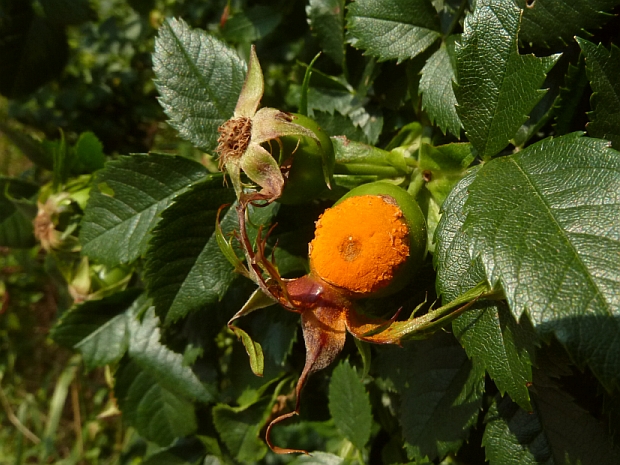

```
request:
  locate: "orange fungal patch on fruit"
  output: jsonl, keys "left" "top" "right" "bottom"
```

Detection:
{"left": 309, "top": 195, "right": 410, "bottom": 295}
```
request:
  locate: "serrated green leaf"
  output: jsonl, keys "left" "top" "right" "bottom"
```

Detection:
{"left": 115, "top": 358, "right": 198, "bottom": 446}
{"left": 454, "top": 0, "right": 559, "bottom": 159}
{"left": 515, "top": 0, "right": 620, "bottom": 48}
{"left": 50, "top": 289, "right": 143, "bottom": 370}
{"left": 483, "top": 395, "right": 553, "bottom": 465}
{"left": 463, "top": 133, "right": 620, "bottom": 390}
{"left": 376, "top": 332, "right": 485, "bottom": 461}
{"left": 328, "top": 360, "right": 372, "bottom": 450}
{"left": 0, "top": 177, "right": 37, "bottom": 248}
{"left": 212, "top": 399, "right": 270, "bottom": 463}
{"left": 127, "top": 307, "right": 214, "bottom": 403}
{"left": 143, "top": 179, "right": 237, "bottom": 324}
{"left": 307, "top": 0, "right": 346, "bottom": 67}
{"left": 221, "top": 6, "right": 282, "bottom": 44}
{"left": 153, "top": 17, "right": 246, "bottom": 153}
{"left": 552, "top": 57, "right": 589, "bottom": 136}
{"left": 314, "top": 110, "right": 382, "bottom": 145}
{"left": 434, "top": 167, "right": 536, "bottom": 410}
{"left": 80, "top": 154, "right": 208, "bottom": 268}
{"left": 419, "top": 36, "right": 461, "bottom": 136}
{"left": 346, "top": 0, "right": 441, "bottom": 63}
{"left": 577, "top": 38, "right": 620, "bottom": 149}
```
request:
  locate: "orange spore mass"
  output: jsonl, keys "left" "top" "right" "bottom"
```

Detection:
{"left": 309, "top": 195, "right": 410, "bottom": 295}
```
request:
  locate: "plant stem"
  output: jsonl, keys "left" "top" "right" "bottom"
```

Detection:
{"left": 0, "top": 379, "right": 40, "bottom": 445}
{"left": 446, "top": 0, "right": 469, "bottom": 37}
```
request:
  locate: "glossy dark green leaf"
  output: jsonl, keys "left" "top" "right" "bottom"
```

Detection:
{"left": 153, "top": 18, "right": 246, "bottom": 153}
{"left": 141, "top": 437, "right": 206, "bottom": 465}
{"left": 143, "top": 179, "right": 237, "bottom": 324}
{"left": 435, "top": 167, "right": 536, "bottom": 410}
{"left": 127, "top": 307, "right": 214, "bottom": 403}
{"left": 307, "top": 0, "right": 346, "bottom": 67}
{"left": 515, "top": 0, "right": 620, "bottom": 48}
{"left": 463, "top": 133, "right": 620, "bottom": 390}
{"left": 419, "top": 35, "right": 461, "bottom": 136}
{"left": 212, "top": 399, "right": 271, "bottom": 463}
{"left": 50, "top": 289, "right": 143, "bottom": 370}
{"left": 328, "top": 360, "right": 372, "bottom": 450}
{"left": 346, "top": 0, "right": 441, "bottom": 63}
{"left": 376, "top": 332, "right": 485, "bottom": 461}
{"left": 578, "top": 38, "right": 620, "bottom": 149}
{"left": 454, "top": 0, "right": 559, "bottom": 159}
{"left": 115, "top": 358, "right": 198, "bottom": 446}
{"left": 80, "top": 154, "right": 208, "bottom": 268}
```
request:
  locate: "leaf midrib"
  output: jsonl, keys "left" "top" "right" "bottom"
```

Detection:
{"left": 510, "top": 158, "right": 615, "bottom": 318}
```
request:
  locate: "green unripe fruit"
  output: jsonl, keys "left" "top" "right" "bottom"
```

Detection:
{"left": 275, "top": 113, "right": 334, "bottom": 205}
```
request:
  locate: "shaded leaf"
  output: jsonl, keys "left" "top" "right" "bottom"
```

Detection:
{"left": 230, "top": 326, "right": 265, "bottom": 377}
{"left": 454, "top": 0, "right": 559, "bottom": 159}
{"left": 127, "top": 307, "right": 214, "bottom": 403}
{"left": 221, "top": 6, "right": 282, "bottom": 44}
{"left": 307, "top": 0, "right": 346, "bottom": 67}
{"left": 328, "top": 360, "right": 372, "bottom": 450}
{"left": 212, "top": 399, "right": 271, "bottom": 463}
{"left": 463, "top": 133, "right": 620, "bottom": 390}
{"left": 290, "top": 452, "right": 344, "bottom": 464}
{"left": 50, "top": 289, "right": 143, "bottom": 370}
{"left": 346, "top": 0, "right": 441, "bottom": 63}
{"left": 419, "top": 35, "right": 461, "bottom": 136}
{"left": 0, "top": 2, "right": 68, "bottom": 98}
{"left": 0, "top": 177, "right": 37, "bottom": 248}
{"left": 143, "top": 179, "right": 238, "bottom": 324}
{"left": 552, "top": 57, "right": 589, "bottom": 136}
{"left": 376, "top": 332, "right": 485, "bottom": 461}
{"left": 153, "top": 18, "right": 246, "bottom": 152}
{"left": 515, "top": 0, "right": 620, "bottom": 48}
{"left": 577, "top": 38, "right": 620, "bottom": 149}
{"left": 115, "top": 358, "right": 198, "bottom": 446}
{"left": 80, "top": 154, "right": 208, "bottom": 268}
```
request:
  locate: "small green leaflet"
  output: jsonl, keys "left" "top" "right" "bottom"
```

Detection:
{"left": 153, "top": 18, "right": 246, "bottom": 153}
{"left": 328, "top": 360, "right": 372, "bottom": 451}
{"left": 307, "top": 0, "right": 346, "bottom": 67}
{"left": 463, "top": 133, "right": 620, "bottom": 390}
{"left": 230, "top": 326, "right": 265, "bottom": 377}
{"left": 454, "top": 0, "right": 559, "bottom": 159}
{"left": 516, "top": 0, "right": 620, "bottom": 48}
{"left": 80, "top": 154, "right": 209, "bottom": 268}
{"left": 552, "top": 57, "right": 589, "bottom": 136}
{"left": 115, "top": 358, "right": 198, "bottom": 446}
{"left": 435, "top": 168, "right": 536, "bottom": 411}
{"left": 578, "top": 38, "right": 620, "bottom": 149}
{"left": 419, "top": 35, "right": 461, "bottom": 137}
{"left": 346, "top": 0, "right": 441, "bottom": 63}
